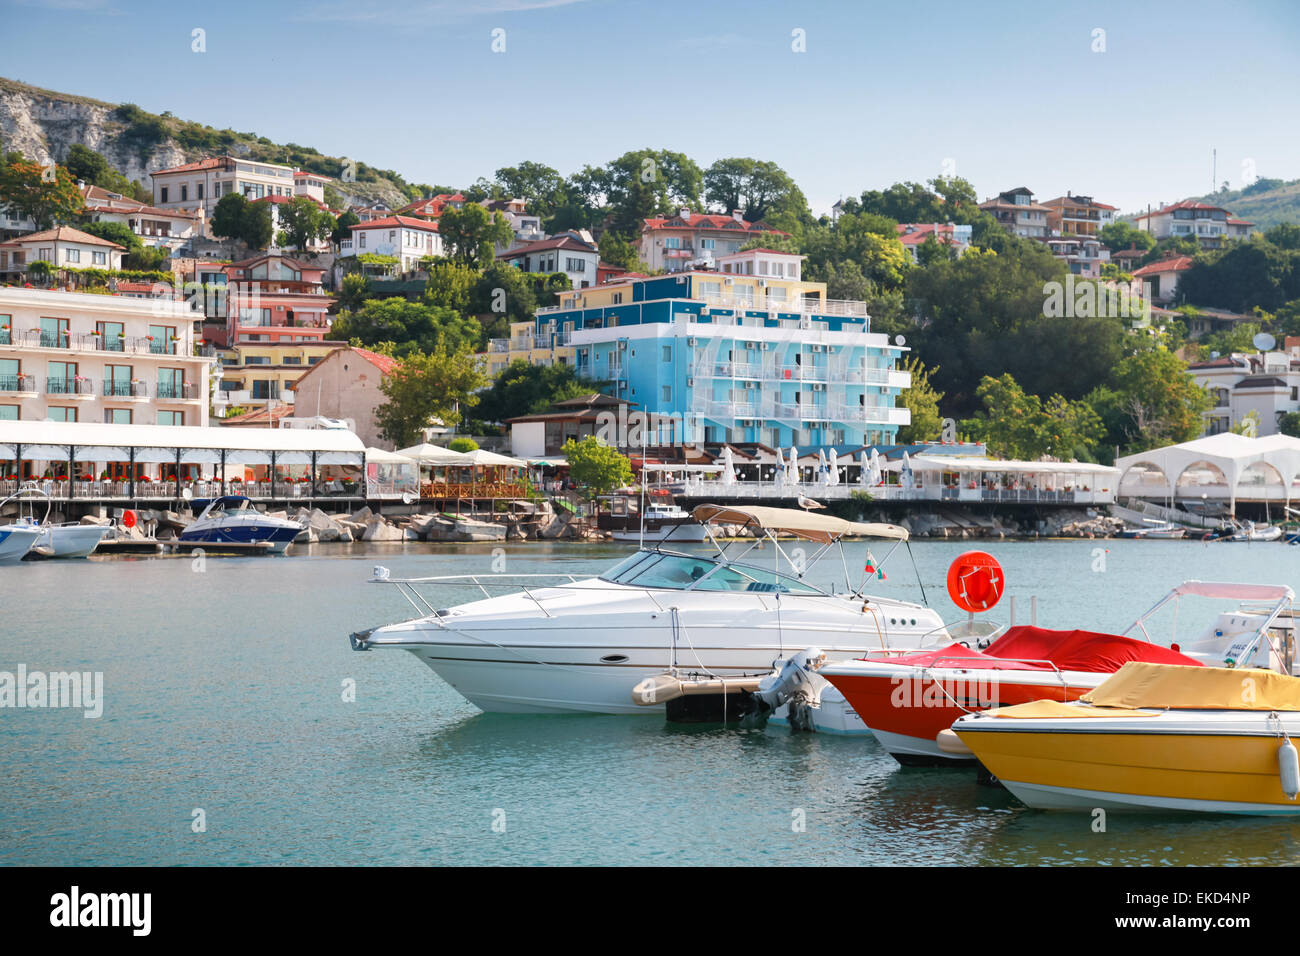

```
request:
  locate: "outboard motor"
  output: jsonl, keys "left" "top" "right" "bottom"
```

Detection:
{"left": 749, "top": 647, "right": 826, "bottom": 730}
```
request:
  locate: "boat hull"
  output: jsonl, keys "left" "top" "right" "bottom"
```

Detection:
{"left": 955, "top": 717, "right": 1300, "bottom": 814}
{"left": 363, "top": 583, "right": 948, "bottom": 714}
{"left": 823, "top": 664, "right": 1097, "bottom": 762}
{"left": 0, "top": 527, "right": 41, "bottom": 564}
{"left": 37, "top": 524, "right": 110, "bottom": 558}
{"left": 179, "top": 522, "right": 300, "bottom": 553}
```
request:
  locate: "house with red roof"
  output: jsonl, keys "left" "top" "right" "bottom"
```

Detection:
{"left": 79, "top": 184, "right": 201, "bottom": 252}
{"left": 1132, "top": 255, "right": 1195, "bottom": 303}
{"left": 395, "top": 193, "right": 465, "bottom": 221}
{"left": 0, "top": 226, "right": 125, "bottom": 280}
{"left": 895, "top": 222, "right": 972, "bottom": 264}
{"left": 639, "top": 208, "right": 788, "bottom": 273}
{"left": 978, "top": 187, "right": 1051, "bottom": 238}
{"left": 1042, "top": 193, "right": 1117, "bottom": 238}
{"left": 287, "top": 346, "right": 400, "bottom": 448}
{"left": 1133, "top": 200, "right": 1255, "bottom": 249}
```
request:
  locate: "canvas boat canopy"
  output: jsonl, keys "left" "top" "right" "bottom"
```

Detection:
{"left": 1169, "top": 581, "right": 1295, "bottom": 602}
{"left": 691, "top": 503, "right": 909, "bottom": 543}
{"left": 1082, "top": 662, "right": 1300, "bottom": 711}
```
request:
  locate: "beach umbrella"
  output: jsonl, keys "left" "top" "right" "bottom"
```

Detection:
{"left": 721, "top": 445, "right": 737, "bottom": 486}
{"left": 788, "top": 445, "right": 799, "bottom": 484}
{"left": 773, "top": 447, "right": 786, "bottom": 485}
{"left": 901, "top": 450, "right": 914, "bottom": 489}
{"left": 870, "top": 448, "right": 882, "bottom": 485}
{"left": 828, "top": 448, "right": 840, "bottom": 486}
{"left": 858, "top": 450, "right": 870, "bottom": 486}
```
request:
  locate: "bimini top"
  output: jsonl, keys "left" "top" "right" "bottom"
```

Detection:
{"left": 691, "top": 503, "right": 908, "bottom": 544}
{"left": 190, "top": 495, "right": 251, "bottom": 512}
{"left": 1169, "top": 581, "right": 1295, "bottom": 602}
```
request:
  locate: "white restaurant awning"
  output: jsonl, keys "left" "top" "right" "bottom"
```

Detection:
{"left": 907, "top": 455, "right": 1119, "bottom": 477}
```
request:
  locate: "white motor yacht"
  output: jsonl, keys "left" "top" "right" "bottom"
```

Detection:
{"left": 351, "top": 503, "right": 951, "bottom": 714}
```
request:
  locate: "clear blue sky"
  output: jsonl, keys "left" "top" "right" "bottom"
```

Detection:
{"left": 4, "top": 0, "right": 1299, "bottom": 215}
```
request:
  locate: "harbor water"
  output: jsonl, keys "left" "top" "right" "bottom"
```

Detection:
{"left": 3, "top": 538, "right": 1300, "bottom": 866}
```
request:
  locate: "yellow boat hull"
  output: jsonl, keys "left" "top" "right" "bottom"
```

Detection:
{"left": 957, "top": 727, "right": 1300, "bottom": 815}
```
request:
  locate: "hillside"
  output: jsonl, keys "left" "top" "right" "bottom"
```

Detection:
{"left": 0, "top": 76, "right": 424, "bottom": 210}
{"left": 1188, "top": 177, "right": 1300, "bottom": 230}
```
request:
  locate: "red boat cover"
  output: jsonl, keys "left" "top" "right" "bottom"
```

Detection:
{"left": 867, "top": 627, "right": 1202, "bottom": 673}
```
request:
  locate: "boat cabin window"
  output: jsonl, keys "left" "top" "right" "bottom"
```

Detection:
{"left": 600, "top": 551, "right": 821, "bottom": 594}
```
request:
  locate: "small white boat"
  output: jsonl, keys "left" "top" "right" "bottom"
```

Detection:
{"left": 0, "top": 484, "right": 109, "bottom": 558}
{"left": 1230, "top": 521, "right": 1284, "bottom": 542}
{"left": 598, "top": 496, "right": 709, "bottom": 543}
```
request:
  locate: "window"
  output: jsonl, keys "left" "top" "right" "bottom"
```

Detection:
{"left": 662, "top": 385, "right": 672, "bottom": 403}
{"left": 566, "top": 257, "right": 585, "bottom": 272}
{"left": 0, "top": 405, "right": 17, "bottom": 420}
{"left": 104, "top": 364, "right": 132, "bottom": 396}
{"left": 160, "top": 187, "right": 169, "bottom": 203}
{"left": 180, "top": 185, "right": 188, "bottom": 202}
{"left": 662, "top": 346, "right": 672, "bottom": 362}
{"left": 612, "top": 293, "right": 623, "bottom": 304}
{"left": 65, "top": 248, "right": 80, "bottom": 263}
{"left": 157, "top": 410, "right": 184, "bottom": 426}
{"left": 157, "top": 367, "right": 184, "bottom": 399}
{"left": 359, "top": 233, "right": 366, "bottom": 248}
{"left": 47, "top": 407, "right": 77, "bottom": 422}
{"left": 104, "top": 408, "right": 131, "bottom": 424}
{"left": 196, "top": 183, "right": 204, "bottom": 199}
{"left": 92, "top": 251, "right": 107, "bottom": 265}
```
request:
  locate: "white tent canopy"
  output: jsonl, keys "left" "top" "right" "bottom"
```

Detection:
{"left": 460, "top": 449, "right": 526, "bottom": 467}
{"left": 395, "top": 443, "right": 471, "bottom": 465}
{"left": 365, "top": 447, "right": 417, "bottom": 465}
{"left": 0, "top": 419, "right": 366, "bottom": 464}
{"left": 909, "top": 455, "right": 1119, "bottom": 477}
{"left": 1116, "top": 433, "right": 1300, "bottom": 506}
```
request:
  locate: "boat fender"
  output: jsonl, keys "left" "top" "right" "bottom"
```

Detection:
{"left": 632, "top": 673, "right": 684, "bottom": 706}
{"left": 1279, "top": 738, "right": 1299, "bottom": 800}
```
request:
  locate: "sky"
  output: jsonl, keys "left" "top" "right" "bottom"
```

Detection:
{"left": 3, "top": 0, "right": 1299, "bottom": 216}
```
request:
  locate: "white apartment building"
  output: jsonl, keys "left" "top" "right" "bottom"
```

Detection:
{"left": 498, "top": 233, "right": 599, "bottom": 289}
{"left": 80, "top": 184, "right": 200, "bottom": 252}
{"left": 640, "top": 208, "right": 789, "bottom": 273}
{"left": 979, "top": 187, "right": 1051, "bottom": 238}
{"left": 0, "top": 288, "right": 212, "bottom": 427}
{"left": 1188, "top": 343, "right": 1300, "bottom": 437}
{"left": 1133, "top": 201, "right": 1255, "bottom": 250}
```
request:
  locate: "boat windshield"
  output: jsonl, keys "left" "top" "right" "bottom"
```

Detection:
{"left": 599, "top": 550, "right": 823, "bottom": 594}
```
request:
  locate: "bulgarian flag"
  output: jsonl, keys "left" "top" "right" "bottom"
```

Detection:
{"left": 864, "top": 551, "right": 887, "bottom": 581}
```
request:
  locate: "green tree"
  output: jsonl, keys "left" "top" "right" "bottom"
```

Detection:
{"left": 334, "top": 298, "right": 480, "bottom": 357}
{"left": 1278, "top": 412, "right": 1300, "bottom": 438}
{"left": 336, "top": 273, "right": 371, "bottom": 313}
{"left": 423, "top": 259, "right": 478, "bottom": 312}
{"left": 274, "top": 196, "right": 333, "bottom": 251}
{"left": 331, "top": 210, "right": 359, "bottom": 246}
{"left": 703, "top": 158, "right": 809, "bottom": 234}
{"left": 210, "top": 192, "right": 248, "bottom": 250}
{"left": 476, "top": 360, "right": 597, "bottom": 423}
{"left": 447, "top": 436, "right": 479, "bottom": 452}
{"left": 240, "top": 201, "right": 273, "bottom": 250}
{"left": 375, "top": 348, "right": 488, "bottom": 448}
{"left": 0, "top": 158, "right": 85, "bottom": 229}
{"left": 469, "top": 263, "right": 538, "bottom": 341}
{"left": 491, "top": 161, "right": 568, "bottom": 222}
{"left": 1087, "top": 347, "right": 1211, "bottom": 455}
{"left": 63, "top": 144, "right": 150, "bottom": 202}
{"left": 593, "top": 148, "right": 704, "bottom": 236}
{"left": 562, "top": 436, "right": 633, "bottom": 502}
{"left": 896, "top": 357, "right": 944, "bottom": 443}
{"left": 1098, "top": 221, "right": 1155, "bottom": 254}
{"left": 960, "top": 373, "right": 1104, "bottom": 460}
{"left": 597, "top": 230, "right": 644, "bottom": 271}
{"left": 438, "top": 203, "right": 512, "bottom": 266}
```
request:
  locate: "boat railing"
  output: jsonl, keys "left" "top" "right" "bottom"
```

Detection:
{"left": 368, "top": 570, "right": 591, "bottom": 617}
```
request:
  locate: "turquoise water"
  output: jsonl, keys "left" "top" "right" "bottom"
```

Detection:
{"left": 3, "top": 538, "right": 1300, "bottom": 866}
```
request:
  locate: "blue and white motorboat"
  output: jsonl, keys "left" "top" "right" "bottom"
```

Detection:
{"left": 180, "top": 496, "right": 304, "bottom": 553}
{"left": 1, "top": 484, "right": 109, "bottom": 559}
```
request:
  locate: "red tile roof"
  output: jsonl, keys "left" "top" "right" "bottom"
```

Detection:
{"left": 1135, "top": 200, "right": 1231, "bottom": 219}
{"left": 498, "top": 235, "right": 596, "bottom": 259}
{"left": 349, "top": 215, "right": 440, "bottom": 232}
{"left": 0, "top": 225, "right": 126, "bottom": 249}
{"left": 151, "top": 158, "right": 228, "bottom": 176}
{"left": 353, "top": 347, "right": 399, "bottom": 375}
{"left": 643, "top": 213, "right": 787, "bottom": 235}
{"left": 1131, "top": 256, "right": 1195, "bottom": 276}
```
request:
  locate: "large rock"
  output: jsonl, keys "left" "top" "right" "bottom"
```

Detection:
{"left": 350, "top": 506, "right": 373, "bottom": 523}
{"left": 362, "top": 516, "right": 403, "bottom": 542}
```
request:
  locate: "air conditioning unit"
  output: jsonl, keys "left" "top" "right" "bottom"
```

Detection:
{"left": 760, "top": 343, "right": 771, "bottom": 351}
{"left": 687, "top": 377, "right": 694, "bottom": 387}
{"left": 812, "top": 344, "right": 824, "bottom": 352}
{"left": 744, "top": 381, "right": 755, "bottom": 390}
{"left": 759, "top": 279, "right": 767, "bottom": 287}
{"left": 686, "top": 337, "right": 697, "bottom": 346}
{"left": 617, "top": 341, "right": 627, "bottom": 350}
{"left": 812, "top": 383, "right": 826, "bottom": 392}
{"left": 676, "top": 276, "right": 686, "bottom": 284}
{"left": 744, "top": 341, "right": 757, "bottom": 350}
{"left": 724, "top": 277, "right": 734, "bottom": 285}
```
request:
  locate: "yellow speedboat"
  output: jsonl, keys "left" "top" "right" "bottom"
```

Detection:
{"left": 952, "top": 662, "right": 1300, "bottom": 815}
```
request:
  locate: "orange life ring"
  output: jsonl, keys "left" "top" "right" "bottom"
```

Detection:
{"left": 946, "top": 550, "right": 1003, "bottom": 612}
{"left": 122, "top": 509, "right": 137, "bottom": 529}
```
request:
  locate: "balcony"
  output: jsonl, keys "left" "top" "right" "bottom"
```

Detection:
{"left": 156, "top": 381, "right": 196, "bottom": 401}
{"left": 47, "top": 377, "right": 95, "bottom": 397}
{"left": 488, "top": 339, "right": 509, "bottom": 353}
{"left": 0, "top": 373, "right": 36, "bottom": 393}
{"left": 102, "top": 380, "right": 150, "bottom": 399}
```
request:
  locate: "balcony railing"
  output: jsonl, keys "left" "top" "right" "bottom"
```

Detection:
{"left": 47, "top": 377, "right": 94, "bottom": 396}
{"left": 156, "top": 381, "right": 194, "bottom": 400}
{"left": 102, "top": 380, "right": 150, "bottom": 398}
{"left": 0, "top": 373, "right": 35, "bottom": 392}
